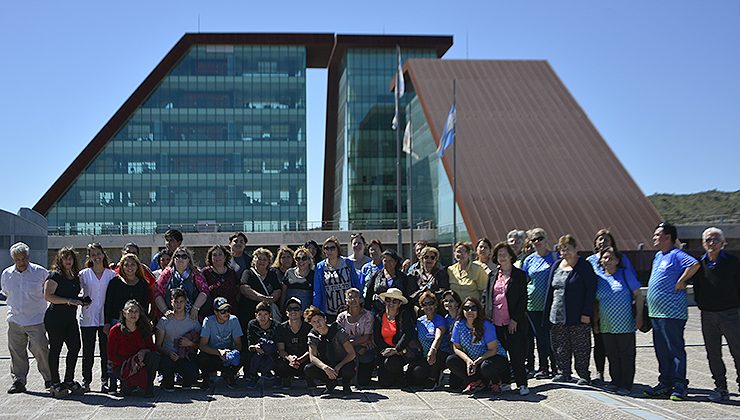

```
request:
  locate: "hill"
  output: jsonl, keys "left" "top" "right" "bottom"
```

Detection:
{"left": 648, "top": 190, "right": 740, "bottom": 224}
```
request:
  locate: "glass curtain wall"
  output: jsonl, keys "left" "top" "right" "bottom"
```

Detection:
{"left": 46, "top": 45, "right": 307, "bottom": 235}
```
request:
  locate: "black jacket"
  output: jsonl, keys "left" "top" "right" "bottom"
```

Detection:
{"left": 693, "top": 251, "right": 740, "bottom": 312}
{"left": 373, "top": 307, "right": 418, "bottom": 354}
{"left": 364, "top": 269, "right": 411, "bottom": 313}
{"left": 481, "top": 266, "right": 528, "bottom": 327}
{"left": 407, "top": 266, "right": 450, "bottom": 304}
{"left": 543, "top": 257, "right": 597, "bottom": 326}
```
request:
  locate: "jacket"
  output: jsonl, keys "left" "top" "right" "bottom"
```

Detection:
{"left": 312, "top": 257, "right": 361, "bottom": 314}
{"left": 543, "top": 257, "right": 597, "bottom": 326}
{"left": 481, "top": 266, "right": 528, "bottom": 327}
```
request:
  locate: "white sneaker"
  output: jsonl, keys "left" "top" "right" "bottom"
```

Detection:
{"left": 501, "top": 383, "right": 512, "bottom": 392}
{"left": 519, "top": 385, "right": 530, "bottom": 396}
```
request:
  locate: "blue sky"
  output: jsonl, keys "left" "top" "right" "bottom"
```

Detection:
{"left": 1, "top": 0, "right": 738, "bottom": 222}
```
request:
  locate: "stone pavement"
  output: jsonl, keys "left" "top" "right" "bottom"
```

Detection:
{"left": 0, "top": 303, "right": 738, "bottom": 419}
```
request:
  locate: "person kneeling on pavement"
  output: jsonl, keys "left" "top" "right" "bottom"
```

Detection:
{"left": 198, "top": 297, "right": 243, "bottom": 388}
{"left": 107, "top": 300, "right": 161, "bottom": 397}
{"left": 245, "top": 301, "right": 279, "bottom": 388}
{"left": 276, "top": 297, "right": 312, "bottom": 389}
{"left": 155, "top": 287, "right": 201, "bottom": 390}
{"left": 303, "top": 306, "right": 356, "bottom": 395}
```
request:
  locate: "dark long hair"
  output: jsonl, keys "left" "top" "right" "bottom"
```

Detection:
{"left": 52, "top": 246, "right": 80, "bottom": 279}
{"left": 460, "top": 297, "right": 486, "bottom": 343}
{"left": 85, "top": 243, "right": 110, "bottom": 268}
{"left": 119, "top": 299, "right": 153, "bottom": 338}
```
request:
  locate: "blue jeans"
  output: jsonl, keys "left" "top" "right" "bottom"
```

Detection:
{"left": 651, "top": 317, "right": 687, "bottom": 391}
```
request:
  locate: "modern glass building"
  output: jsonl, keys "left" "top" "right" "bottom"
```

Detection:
{"left": 331, "top": 48, "right": 438, "bottom": 229}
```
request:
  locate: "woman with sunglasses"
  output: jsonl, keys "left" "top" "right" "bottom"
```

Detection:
{"left": 408, "top": 246, "right": 450, "bottom": 304}
{"left": 482, "top": 242, "right": 530, "bottom": 396}
{"left": 313, "top": 236, "right": 361, "bottom": 323}
{"left": 155, "top": 246, "right": 208, "bottom": 322}
{"left": 201, "top": 244, "right": 240, "bottom": 316}
{"left": 107, "top": 300, "right": 160, "bottom": 397}
{"left": 408, "top": 291, "right": 450, "bottom": 389}
{"left": 543, "top": 235, "right": 597, "bottom": 385}
{"left": 372, "top": 288, "right": 418, "bottom": 387}
{"left": 447, "top": 296, "right": 510, "bottom": 394}
{"left": 281, "top": 246, "right": 315, "bottom": 312}
{"left": 79, "top": 243, "right": 116, "bottom": 392}
{"left": 522, "top": 227, "right": 559, "bottom": 379}
{"left": 448, "top": 242, "right": 488, "bottom": 303}
{"left": 364, "top": 249, "right": 411, "bottom": 314}
{"left": 336, "top": 288, "right": 375, "bottom": 387}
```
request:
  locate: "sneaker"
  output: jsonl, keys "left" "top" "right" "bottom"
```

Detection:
{"left": 518, "top": 385, "right": 530, "bottom": 396}
{"left": 670, "top": 390, "right": 687, "bottom": 401}
{"left": 501, "top": 383, "right": 512, "bottom": 392}
{"left": 708, "top": 388, "right": 729, "bottom": 402}
{"left": 591, "top": 374, "right": 605, "bottom": 387}
{"left": 8, "top": 381, "right": 26, "bottom": 394}
{"left": 44, "top": 380, "right": 53, "bottom": 390}
{"left": 50, "top": 383, "right": 70, "bottom": 399}
{"left": 462, "top": 380, "right": 485, "bottom": 394}
{"left": 489, "top": 382, "right": 502, "bottom": 394}
{"left": 81, "top": 381, "right": 91, "bottom": 393}
{"left": 534, "top": 370, "right": 551, "bottom": 379}
{"left": 526, "top": 370, "right": 536, "bottom": 379}
{"left": 325, "top": 381, "right": 337, "bottom": 394}
{"left": 66, "top": 381, "right": 86, "bottom": 395}
{"left": 644, "top": 383, "right": 671, "bottom": 399}
{"left": 552, "top": 374, "right": 572, "bottom": 383}
{"left": 576, "top": 378, "right": 591, "bottom": 386}
{"left": 342, "top": 385, "right": 352, "bottom": 396}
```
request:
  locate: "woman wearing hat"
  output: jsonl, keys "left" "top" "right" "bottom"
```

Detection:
{"left": 372, "top": 288, "right": 418, "bottom": 387}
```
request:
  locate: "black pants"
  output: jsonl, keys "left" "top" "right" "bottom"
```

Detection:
{"left": 198, "top": 352, "right": 238, "bottom": 377}
{"left": 304, "top": 362, "right": 355, "bottom": 388}
{"left": 496, "top": 324, "right": 528, "bottom": 387}
{"left": 159, "top": 356, "right": 199, "bottom": 387}
{"left": 45, "top": 314, "right": 81, "bottom": 384}
{"left": 527, "top": 311, "right": 556, "bottom": 372}
{"left": 275, "top": 358, "right": 307, "bottom": 379}
{"left": 81, "top": 326, "right": 108, "bottom": 384}
{"left": 550, "top": 323, "right": 591, "bottom": 380}
{"left": 601, "top": 332, "right": 636, "bottom": 390}
{"left": 378, "top": 354, "right": 407, "bottom": 387}
{"left": 446, "top": 353, "right": 510, "bottom": 386}
{"left": 593, "top": 331, "right": 606, "bottom": 375}
{"left": 408, "top": 351, "right": 449, "bottom": 386}
{"left": 701, "top": 309, "right": 740, "bottom": 390}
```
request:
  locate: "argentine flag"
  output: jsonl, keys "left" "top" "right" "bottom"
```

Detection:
{"left": 436, "top": 103, "right": 456, "bottom": 157}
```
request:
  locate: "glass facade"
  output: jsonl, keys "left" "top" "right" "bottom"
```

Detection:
{"left": 406, "top": 87, "right": 469, "bottom": 244}
{"left": 333, "top": 48, "right": 437, "bottom": 229}
{"left": 47, "top": 45, "right": 307, "bottom": 235}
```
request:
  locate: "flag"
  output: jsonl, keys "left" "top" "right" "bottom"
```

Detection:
{"left": 436, "top": 103, "right": 456, "bottom": 157}
{"left": 402, "top": 120, "right": 418, "bottom": 159}
{"left": 392, "top": 46, "right": 404, "bottom": 130}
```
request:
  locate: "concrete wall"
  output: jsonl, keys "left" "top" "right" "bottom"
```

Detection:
{"left": 0, "top": 208, "right": 48, "bottom": 270}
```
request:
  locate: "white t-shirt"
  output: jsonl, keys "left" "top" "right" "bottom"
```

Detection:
{"left": 79, "top": 267, "right": 117, "bottom": 327}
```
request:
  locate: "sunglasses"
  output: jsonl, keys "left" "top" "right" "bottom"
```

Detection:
{"left": 531, "top": 237, "right": 545, "bottom": 243}
{"left": 287, "top": 306, "right": 302, "bottom": 312}
{"left": 703, "top": 237, "right": 722, "bottom": 244}
{"left": 421, "top": 300, "right": 436, "bottom": 307}
{"left": 422, "top": 255, "right": 436, "bottom": 260}
{"left": 175, "top": 254, "right": 189, "bottom": 259}
{"left": 217, "top": 309, "right": 230, "bottom": 314}
{"left": 295, "top": 255, "right": 309, "bottom": 262}
{"left": 323, "top": 245, "right": 337, "bottom": 251}
{"left": 462, "top": 305, "right": 478, "bottom": 312}
{"left": 384, "top": 298, "right": 402, "bottom": 305}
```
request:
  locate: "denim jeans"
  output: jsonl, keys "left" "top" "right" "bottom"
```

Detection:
{"left": 651, "top": 317, "right": 687, "bottom": 391}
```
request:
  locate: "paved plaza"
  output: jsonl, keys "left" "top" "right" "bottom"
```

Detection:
{"left": 1, "top": 303, "right": 738, "bottom": 419}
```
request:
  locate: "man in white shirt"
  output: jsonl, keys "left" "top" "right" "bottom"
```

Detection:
{"left": 1, "top": 242, "right": 53, "bottom": 393}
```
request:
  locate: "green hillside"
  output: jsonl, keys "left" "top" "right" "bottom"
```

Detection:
{"left": 648, "top": 190, "right": 740, "bottom": 224}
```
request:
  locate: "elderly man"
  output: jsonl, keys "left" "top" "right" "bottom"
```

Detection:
{"left": 1, "top": 242, "right": 53, "bottom": 393}
{"left": 693, "top": 227, "right": 740, "bottom": 402}
{"left": 644, "top": 222, "right": 700, "bottom": 401}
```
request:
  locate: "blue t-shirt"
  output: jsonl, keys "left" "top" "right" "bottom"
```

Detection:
{"left": 646, "top": 248, "right": 698, "bottom": 320}
{"left": 522, "top": 251, "right": 557, "bottom": 311}
{"left": 595, "top": 268, "right": 641, "bottom": 334}
{"left": 201, "top": 314, "right": 243, "bottom": 349}
{"left": 416, "top": 314, "right": 450, "bottom": 354}
{"left": 451, "top": 319, "right": 506, "bottom": 359}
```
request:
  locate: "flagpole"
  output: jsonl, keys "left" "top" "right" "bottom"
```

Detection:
{"left": 395, "top": 46, "right": 402, "bottom": 253}
{"left": 407, "top": 123, "right": 414, "bottom": 259}
{"left": 452, "top": 79, "right": 457, "bottom": 247}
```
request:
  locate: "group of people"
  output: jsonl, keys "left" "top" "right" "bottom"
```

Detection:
{"left": 1, "top": 223, "right": 738, "bottom": 403}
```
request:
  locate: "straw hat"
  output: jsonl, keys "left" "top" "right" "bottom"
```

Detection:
{"left": 378, "top": 288, "right": 408, "bottom": 305}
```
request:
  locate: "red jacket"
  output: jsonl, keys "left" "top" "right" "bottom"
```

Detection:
{"left": 107, "top": 323, "right": 155, "bottom": 369}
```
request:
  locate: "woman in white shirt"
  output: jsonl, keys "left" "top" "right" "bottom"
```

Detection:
{"left": 78, "top": 243, "right": 117, "bottom": 392}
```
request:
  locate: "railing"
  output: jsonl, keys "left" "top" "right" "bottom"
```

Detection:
{"left": 47, "top": 219, "right": 438, "bottom": 236}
